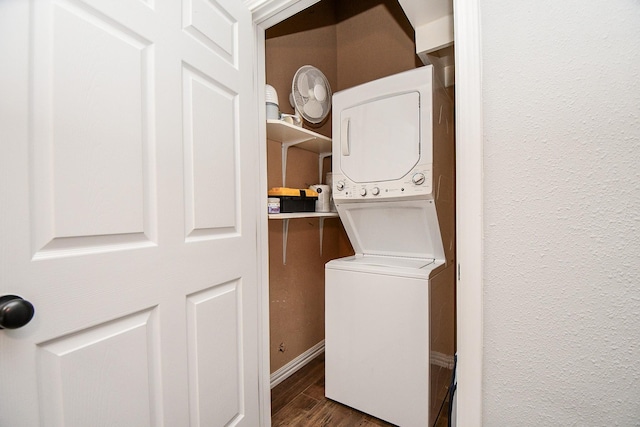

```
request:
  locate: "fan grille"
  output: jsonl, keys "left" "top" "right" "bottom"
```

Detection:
{"left": 291, "top": 65, "right": 332, "bottom": 124}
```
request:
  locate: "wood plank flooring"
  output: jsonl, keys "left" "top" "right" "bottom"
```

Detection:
{"left": 271, "top": 353, "right": 451, "bottom": 427}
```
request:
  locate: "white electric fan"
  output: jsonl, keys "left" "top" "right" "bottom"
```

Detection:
{"left": 289, "top": 65, "right": 332, "bottom": 125}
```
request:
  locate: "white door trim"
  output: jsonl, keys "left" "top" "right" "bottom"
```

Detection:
{"left": 453, "top": 0, "right": 484, "bottom": 424}
{"left": 248, "top": 0, "right": 484, "bottom": 425}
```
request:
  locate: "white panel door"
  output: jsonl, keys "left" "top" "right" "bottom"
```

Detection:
{"left": 0, "top": 0, "right": 260, "bottom": 426}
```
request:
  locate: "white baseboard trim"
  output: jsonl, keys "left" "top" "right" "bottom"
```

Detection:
{"left": 431, "top": 350, "right": 455, "bottom": 370}
{"left": 270, "top": 340, "right": 325, "bottom": 389}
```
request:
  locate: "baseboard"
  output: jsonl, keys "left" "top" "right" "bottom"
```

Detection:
{"left": 269, "top": 343, "right": 452, "bottom": 388}
{"left": 270, "top": 340, "right": 325, "bottom": 389}
{"left": 431, "top": 350, "right": 455, "bottom": 370}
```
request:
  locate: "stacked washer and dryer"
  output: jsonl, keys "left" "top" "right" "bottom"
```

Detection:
{"left": 325, "top": 65, "right": 456, "bottom": 427}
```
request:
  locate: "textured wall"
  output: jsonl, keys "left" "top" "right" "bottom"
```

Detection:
{"left": 480, "top": 0, "right": 640, "bottom": 424}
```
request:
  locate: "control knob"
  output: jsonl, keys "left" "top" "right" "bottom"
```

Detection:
{"left": 336, "top": 181, "right": 345, "bottom": 191}
{"left": 359, "top": 188, "right": 367, "bottom": 196}
{"left": 371, "top": 187, "right": 380, "bottom": 196}
{"left": 412, "top": 173, "right": 426, "bottom": 185}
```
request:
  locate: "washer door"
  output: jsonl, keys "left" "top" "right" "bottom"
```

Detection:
{"left": 336, "top": 199, "right": 444, "bottom": 260}
{"left": 338, "top": 91, "right": 421, "bottom": 183}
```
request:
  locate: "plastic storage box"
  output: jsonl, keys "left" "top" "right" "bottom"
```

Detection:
{"left": 267, "top": 187, "right": 318, "bottom": 213}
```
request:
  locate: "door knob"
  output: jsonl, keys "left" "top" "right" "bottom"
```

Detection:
{"left": 0, "top": 295, "right": 35, "bottom": 329}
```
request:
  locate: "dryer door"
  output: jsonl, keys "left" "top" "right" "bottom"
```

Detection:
{"left": 338, "top": 91, "right": 421, "bottom": 183}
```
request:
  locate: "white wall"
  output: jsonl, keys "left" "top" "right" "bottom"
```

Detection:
{"left": 480, "top": 0, "right": 640, "bottom": 424}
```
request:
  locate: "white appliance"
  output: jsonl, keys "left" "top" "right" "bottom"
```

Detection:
{"left": 309, "top": 184, "right": 331, "bottom": 212}
{"left": 325, "top": 66, "right": 455, "bottom": 427}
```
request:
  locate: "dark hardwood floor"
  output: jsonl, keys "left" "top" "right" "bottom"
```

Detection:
{"left": 271, "top": 353, "right": 450, "bottom": 427}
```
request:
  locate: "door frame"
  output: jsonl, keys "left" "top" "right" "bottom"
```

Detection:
{"left": 451, "top": 0, "right": 483, "bottom": 425}
{"left": 247, "top": 0, "right": 484, "bottom": 425}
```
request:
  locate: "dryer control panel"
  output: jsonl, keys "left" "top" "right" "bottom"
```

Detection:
{"left": 332, "top": 164, "right": 433, "bottom": 201}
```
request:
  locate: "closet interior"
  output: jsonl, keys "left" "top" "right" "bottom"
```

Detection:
{"left": 264, "top": 0, "right": 456, "bottom": 422}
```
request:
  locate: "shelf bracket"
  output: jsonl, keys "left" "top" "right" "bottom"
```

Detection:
{"left": 318, "top": 152, "right": 332, "bottom": 183}
{"left": 269, "top": 213, "right": 339, "bottom": 264}
{"left": 281, "top": 140, "right": 316, "bottom": 187}
{"left": 268, "top": 120, "right": 332, "bottom": 188}
{"left": 319, "top": 217, "right": 325, "bottom": 256}
{"left": 281, "top": 143, "right": 290, "bottom": 187}
{"left": 282, "top": 218, "right": 289, "bottom": 265}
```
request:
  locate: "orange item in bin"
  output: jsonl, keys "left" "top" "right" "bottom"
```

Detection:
{"left": 267, "top": 188, "right": 318, "bottom": 213}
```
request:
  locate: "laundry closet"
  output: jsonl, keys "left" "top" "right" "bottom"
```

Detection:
{"left": 264, "top": 0, "right": 456, "bottom": 423}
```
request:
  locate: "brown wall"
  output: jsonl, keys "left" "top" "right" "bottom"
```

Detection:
{"left": 265, "top": 0, "right": 432, "bottom": 374}
{"left": 265, "top": 0, "right": 337, "bottom": 138}
{"left": 266, "top": 139, "right": 350, "bottom": 372}
{"left": 336, "top": 0, "right": 421, "bottom": 91}
{"left": 265, "top": 0, "right": 340, "bottom": 374}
